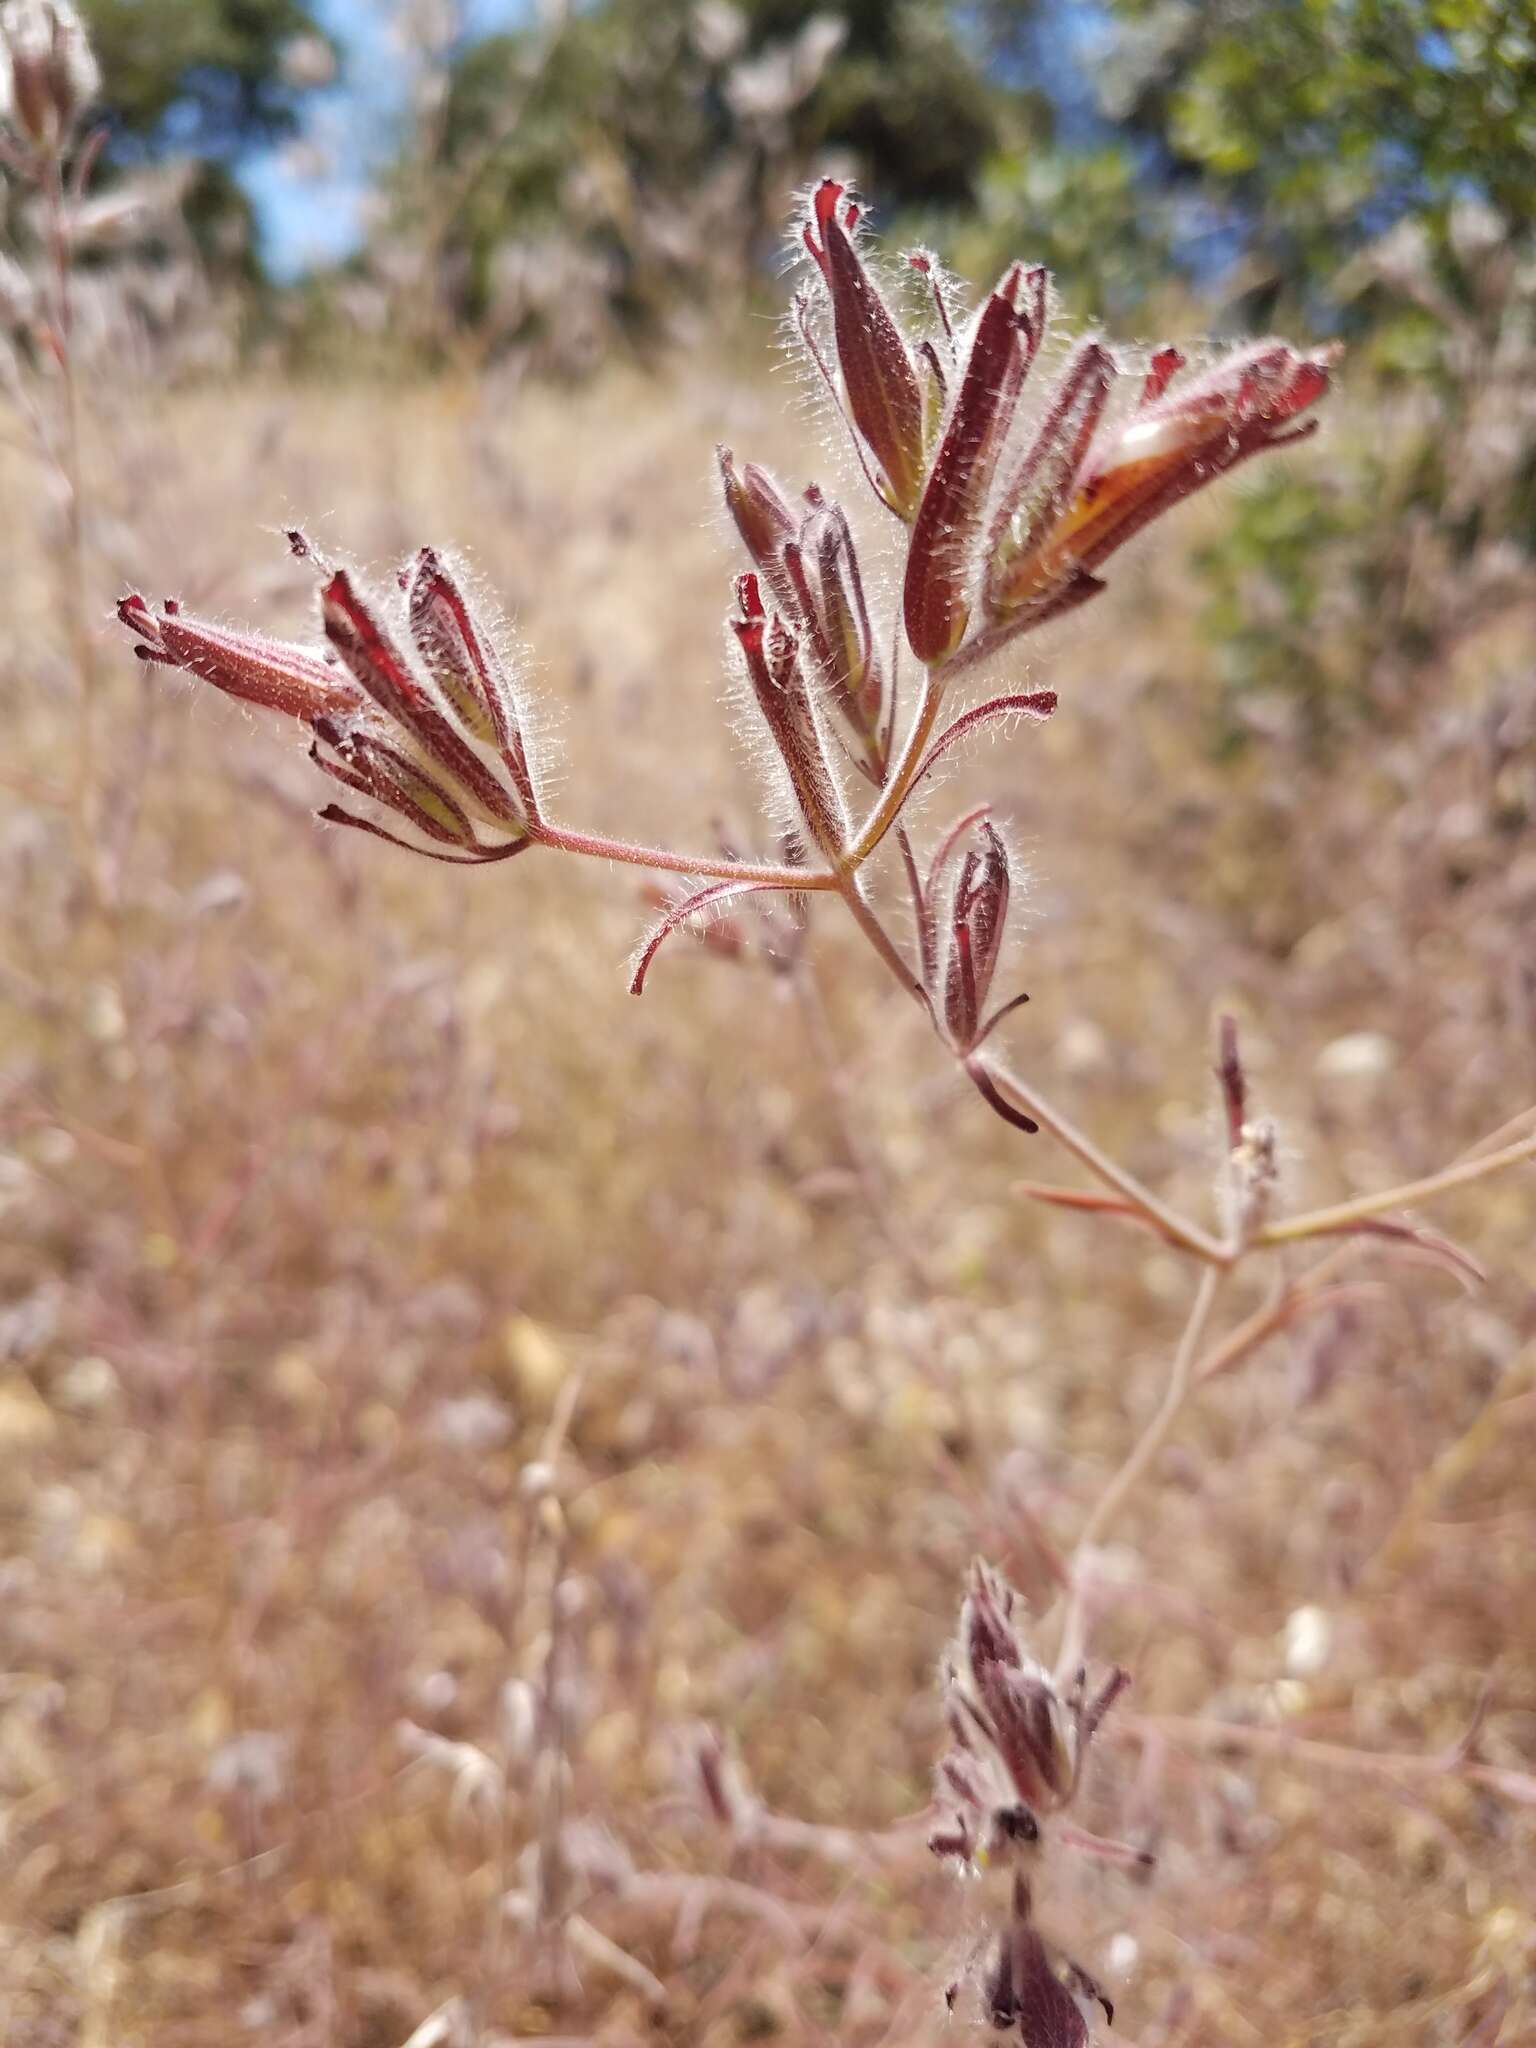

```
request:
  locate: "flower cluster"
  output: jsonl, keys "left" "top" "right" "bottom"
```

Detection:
{"left": 0, "top": 0, "right": 97, "bottom": 162}
{"left": 794, "top": 177, "right": 1335, "bottom": 677}
{"left": 119, "top": 540, "right": 537, "bottom": 865}
{"left": 932, "top": 1563, "right": 1128, "bottom": 1862}
{"left": 114, "top": 182, "right": 1332, "bottom": 1090}
{"left": 930, "top": 1564, "right": 1130, "bottom": 2047}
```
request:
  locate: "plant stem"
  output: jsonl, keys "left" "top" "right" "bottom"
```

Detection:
{"left": 846, "top": 668, "right": 945, "bottom": 863}
{"left": 1255, "top": 1130, "right": 1536, "bottom": 1247}
{"left": 1083, "top": 1264, "right": 1223, "bottom": 1556}
{"left": 1125, "top": 1712, "right": 1536, "bottom": 1810}
{"left": 531, "top": 820, "right": 835, "bottom": 889}
{"left": 1056, "top": 1263, "right": 1224, "bottom": 1676}
{"left": 832, "top": 867, "right": 924, "bottom": 1000}
{"left": 975, "top": 1054, "right": 1231, "bottom": 1264}
{"left": 43, "top": 150, "right": 100, "bottom": 876}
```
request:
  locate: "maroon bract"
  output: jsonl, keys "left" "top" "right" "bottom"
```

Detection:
{"left": 799, "top": 178, "right": 926, "bottom": 521}
{"left": 904, "top": 262, "right": 1045, "bottom": 663}
{"left": 117, "top": 595, "right": 364, "bottom": 726}
{"left": 730, "top": 572, "right": 846, "bottom": 860}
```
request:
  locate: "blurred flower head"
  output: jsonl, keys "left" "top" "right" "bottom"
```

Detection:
{"left": 930, "top": 1562, "right": 1127, "bottom": 1866}
{"left": 0, "top": 0, "right": 98, "bottom": 158}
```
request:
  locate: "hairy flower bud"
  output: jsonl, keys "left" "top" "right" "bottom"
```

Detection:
{"left": 984, "top": 338, "right": 1117, "bottom": 621}
{"left": 117, "top": 544, "right": 538, "bottom": 865}
{"left": 403, "top": 547, "right": 538, "bottom": 819}
{"left": 987, "top": 1882, "right": 1110, "bottom": 2048}
{"left": 931, "top": 1562, "right": 1128, "bottom": 1866}
{"left": 717, "top": 446, "right": 801, "bottom": 607}
{"left": 116, "top": 595, "right": 365, "bottom": 724}
{"left": 316, "top": 568, "right": 533, "bottom": 847}
{"left": 920, "top": 820, "right": 1026, "bottom": 1059}
{"left": 997, "top": 340, "right": 1335, "bottom": 618}
{"left": 0, "top": 0, "right": 98, "bottom": 155}
{"left": 904, "top": 263, "right": 1045, "bottom": 663}
{"left": 941, "top": 822, "right": 1011, "bottom": 1052}
{"left": 731, "top": 573, "right": 847, "bottom": 858}
{"left": 800, "top": 179, "right": 926, "bottom": 520}
{"left": 779, "top": 497, "right": 890, "bottom": 782}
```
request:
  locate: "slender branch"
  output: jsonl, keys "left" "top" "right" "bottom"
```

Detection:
{"left": 977, "top": 1054, "right": 1230, "bottom": 1264}
{"left": 1254, "top": 1130, "right": 1536, "bottom": 1247}
{"left": 42, "top": 148, "right": 101, "bottom": 882}
{"left": 1126, "top": 1712, "right": 1536, "bottom": 1810}
{"left": 790, "top": 953, "right": 926, "bottom": 1273}
{"left": 845, "top": 668, "right": 945, "bottom": 863}
{"left": 1083, "top": 1266, "right": 1223, "bottom": 1557}
{"left": 832, "top": 868, "right": 925, "bottom": 1002}
{"left": 530, "top": 819, "right": 835, "bottom": 890}
{"left": 1056, "top": 1265, "right": 1224, "bottom": 1678}
{"left": 1194, "top": 1271, "right": 1370, "bottom": 1385}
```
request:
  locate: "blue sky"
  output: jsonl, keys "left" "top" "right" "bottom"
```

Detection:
{"left": 241, "top": 0, "right": 532, "bottom": 278}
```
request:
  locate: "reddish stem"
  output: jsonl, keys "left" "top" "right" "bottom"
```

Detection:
{"left": 531, "top": 819, "right": 833, "bottom": 890}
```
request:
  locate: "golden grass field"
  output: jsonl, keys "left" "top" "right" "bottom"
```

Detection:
{"left": 2, "top": 360, "right": 1533, "bottom": 2046}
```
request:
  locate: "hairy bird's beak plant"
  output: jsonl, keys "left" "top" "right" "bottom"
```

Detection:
{"left": 116, "top": 178, "right": 1335, "bottom": 1093}
{"left": 115, "top": 182, "right": 1536, "bottom": 2042}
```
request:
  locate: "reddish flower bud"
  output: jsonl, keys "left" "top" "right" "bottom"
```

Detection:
{"left": 779, "top": 498, "right": 890, "bottom": 782}
{"left": 945, "top": 825, "right": 1010, "bottom": 1051}
{"left": 117, "top": 594, "right": 364, "bottom": 725}
{"left": 731, "top": 582, "right": 847, "bottom": 859}
{"left": 928, "top": 822, "right": 1013, "bottom": 1053}
{"left": 800, "top": 179, "right": 926, "bottom": 520}
{"left": 987, "top": 1892, "right": 1102, "bottom": 2048}
{"left": 318, "top": 568, "right": 532, "bottom": 839}
{"left": 403, "top": 547, "right": 538, "bottom": 819}
{"left": 904, "top": 264, "right": 1045, "bottom": 664}
{"left": 1016, "top": 340, "right": 1336, "bottom": 604}
{"left": 932, "top": 1562, "right": 1128, "bottom": 1863}
{"left": 984, "top": 338, "right": 1117, "bottom": 619}
{"left": 717, "top": 447, "right": 800, "bottom": 606}
{"left": 0, "top": 0, "right": 98, "bottom": 157}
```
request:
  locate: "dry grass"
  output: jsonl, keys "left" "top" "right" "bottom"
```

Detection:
{"left": 1, "top": 358, "right": 1533, "bottom": 2047}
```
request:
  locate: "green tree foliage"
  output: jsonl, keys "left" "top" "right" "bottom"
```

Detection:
{"left": 1083, "top": 0, "right": 1536, "bottom": 743}
{"left": 1111, "top": 0, "right": 1536, "bottom": 276}
{"left": 400, "top": 0, "right": 1005, "bottom": 351}
{"left": 80, "top": 0, "right": 329, "bottom": 156}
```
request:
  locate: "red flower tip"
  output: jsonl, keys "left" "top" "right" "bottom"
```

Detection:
{"left": 798, "top": 179, "right": 926, "bottom": 521}
{"left": 113, "top": 591, "right": 365, "bottom": 724}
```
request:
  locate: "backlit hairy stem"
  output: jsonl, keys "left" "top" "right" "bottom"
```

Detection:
{"left": 530, "top": 819, "right": 836, "bottom": 890}
{"left": 832, "top": 868, "right": 924, "bottom": 1001}
{"left": 844, "top": 667, "right": 945, "bottom": 864}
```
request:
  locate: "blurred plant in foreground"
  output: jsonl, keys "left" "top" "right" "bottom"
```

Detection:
{"left": 1, "top": 0, "right": 105, "bottom": 864}
{"left": 114, "top": 181, "right": 1536, "bottom": 2039}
